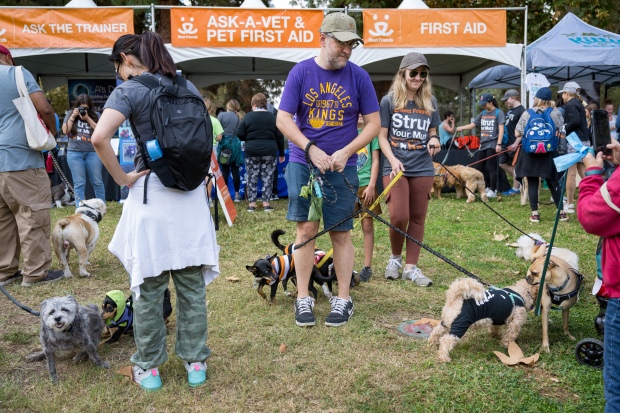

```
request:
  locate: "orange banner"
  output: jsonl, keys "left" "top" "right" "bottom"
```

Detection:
{"left": 171, "top": 8, "right": 323, "bottom": 48}
{"left": 363, "top": 9, "right": 506, "bottom": 47}
{"left": 0, "top": 8, "right": 133, "bottom": 49}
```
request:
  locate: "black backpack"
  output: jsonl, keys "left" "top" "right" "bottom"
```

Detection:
{"left": 130, "top": 74, "right": 213, "bottom": 200}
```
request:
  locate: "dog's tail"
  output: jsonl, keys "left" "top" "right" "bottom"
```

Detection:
{"left": 57, "top": 218, "right": 71, "bottom": 229}
{"left": 445, "top": 278, "right": 486, "bottom": 309}
{"left": 271, "top": 229, "right": 287, "bottom": 253}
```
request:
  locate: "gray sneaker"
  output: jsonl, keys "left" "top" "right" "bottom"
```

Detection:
{"left": 385, "top": 257, "right": 402, "bottom": 280}
{"left": 21, "top": 270, "right": 64, "bottom": 287}
{"left": 403, "top": 266, "right": 433, "bottom": 287}
{"left": 359, "top": 266, "right": 373, "bottom": 282}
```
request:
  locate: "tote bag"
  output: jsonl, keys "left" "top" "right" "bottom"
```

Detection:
{"left": 12, "top": 66, "right": 56, "bottom": 151}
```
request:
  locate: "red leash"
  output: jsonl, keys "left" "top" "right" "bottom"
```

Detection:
{"left": 466, "top": 144, "right": 522, "bottom": 168}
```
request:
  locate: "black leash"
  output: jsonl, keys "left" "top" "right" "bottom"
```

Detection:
{"left": 292, "top": 169, "right": 491, "bottom": 287}
{"left": 0, "top": 284, "right": 40, "bottom": 317}
{"left": 432, "top": 157, "right": 539, "bottom": 242}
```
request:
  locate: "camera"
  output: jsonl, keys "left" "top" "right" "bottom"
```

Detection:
{"left": 79, "top": 107, "right": 87, "bottom": 116}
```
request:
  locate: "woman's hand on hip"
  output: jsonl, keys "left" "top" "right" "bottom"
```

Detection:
{"left": 123, "top": 169, "right": 151, "bottom": 188}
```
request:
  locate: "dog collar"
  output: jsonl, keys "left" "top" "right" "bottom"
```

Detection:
{"left": 66, "top": 317, "right": 79, "bottom": 333}
{"left": 78, "top": 208, "right": 102, "bottom": 223}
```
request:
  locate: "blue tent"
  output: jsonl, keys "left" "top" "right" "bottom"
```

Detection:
{"left": 469, "top": 12, "right": 620, "bottom": 89}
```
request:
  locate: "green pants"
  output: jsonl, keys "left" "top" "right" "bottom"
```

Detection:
{"left": 130, "top": 265, "right": 210, "bottom": 369}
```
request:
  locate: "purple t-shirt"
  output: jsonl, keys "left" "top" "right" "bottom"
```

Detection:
{"left": 278, "top": 58, "right": 379, "bottom": 167}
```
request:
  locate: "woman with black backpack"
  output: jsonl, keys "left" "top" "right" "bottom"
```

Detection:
{"left": 91, "top": 31, "right": 219, "bottom": 392}
{"left": 513, "top": 87, "right": 566, "bottom": 223}
{"left": 217, "top": 99, "right": 244, "bottom": 202}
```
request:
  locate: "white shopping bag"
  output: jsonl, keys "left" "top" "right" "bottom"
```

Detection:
{"left": 12, "top": 66, "right": 56, "bottom": 151}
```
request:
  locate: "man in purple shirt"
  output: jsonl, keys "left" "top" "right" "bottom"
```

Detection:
{"left": 277, "top": 12, "right": 380, "bottom": 328}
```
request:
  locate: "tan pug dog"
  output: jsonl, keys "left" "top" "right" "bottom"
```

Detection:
{"left": 52, "top": 198, "right": 107, "bottom": 278}
{"left": 525, "top": 256, "right": 582, "bottom": 352}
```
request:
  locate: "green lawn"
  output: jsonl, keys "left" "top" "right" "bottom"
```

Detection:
{"left": 0, "top": 187, "right": 605, "bottom": 412}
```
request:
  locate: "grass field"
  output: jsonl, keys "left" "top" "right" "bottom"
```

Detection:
{"left": 0, "top": 186, "right": 605, "bottom": 412}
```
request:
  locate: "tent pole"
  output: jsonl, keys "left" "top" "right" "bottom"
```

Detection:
{"left": 150, "top": 3, "right": 156, "bottom": 32}
{"left": 522, "top": 5, "right": 528, "bottom": 108}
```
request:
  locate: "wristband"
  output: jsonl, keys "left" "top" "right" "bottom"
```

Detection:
{"left": 429, "top": 134, "right": 439, "bottom": 140}
{"left": 304, "top": 140, "right": 316, "bottom": 165}
{"left": 585, "top": 168, "right": 604, "bottom": 177}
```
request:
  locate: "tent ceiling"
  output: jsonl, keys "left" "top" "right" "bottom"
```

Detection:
{"left": 14, "top": 43, "right": 522, "bottom": 92}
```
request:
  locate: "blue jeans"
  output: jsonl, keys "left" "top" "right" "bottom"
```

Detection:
{"left": 67, "top": 151, "right": 105, "bottom": 206}
{"left": 285, "top": 162, "right": 358, "bottom": 231}
{"left": 605, "top": 298, "right": 620, "bottom": 412}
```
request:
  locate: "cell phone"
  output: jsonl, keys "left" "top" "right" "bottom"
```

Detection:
{"left": 591, "top": 109, "right": 612, "bottom": 156}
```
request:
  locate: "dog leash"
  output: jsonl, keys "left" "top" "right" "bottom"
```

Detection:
{"left": 432, "top": 157, "right": 538, "bottom": 242}
{"left": 0, "top": 284, "right": 40, "bottom": 316}
{"left": 49, "top": 151, "right": 75, "bottom": 195}
{"left": 534, "top": 172, "right": 568, "bottom": 316}
{"left": 465, "top": 145, "right": 520, "bottom": 168}
{"left": 315, "top": 171, "right": 404, "bottom": 270}
{"left": 339, "top": 173, "right": 493, "bottom": 287}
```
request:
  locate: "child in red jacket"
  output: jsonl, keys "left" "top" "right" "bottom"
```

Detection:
{"left": 578, "top": 140, "right": 620, "bottom": 413}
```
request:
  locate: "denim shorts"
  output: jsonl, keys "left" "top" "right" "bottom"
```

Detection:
{"left": 285, "top": 162, "right": 358, "bottom": 231}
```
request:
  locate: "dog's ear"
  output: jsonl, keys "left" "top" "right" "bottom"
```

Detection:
{"left": 269, "top": 253, "right": 278, "bottom": 261}
{"left": 246, "top": 265, "right": 257, "bottom": 273}
{"left": 40, "top": 299, "right": 49, "bottom": 312}
{"left": 65, "top": 295, "right": 78, "bottom": 306}
{"left": 548, "top": 259, "right": 558, "bottom": 268}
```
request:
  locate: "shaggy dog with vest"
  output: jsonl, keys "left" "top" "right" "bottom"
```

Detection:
{"left": 431, "top": 163, "right": 488, "bottom": 203}
{"left": 526, "top": 256, "right": 583, "bottom": 352}
{"left": 52, "top": 198, "right": 107, "bottom": 278}
{"left": 428, "top": 277, "right": 538, "bottom": 362}
{"left": 26, "top": 295, "right": 109, "bottom": 383}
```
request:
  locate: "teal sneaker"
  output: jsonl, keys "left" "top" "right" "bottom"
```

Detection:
{"left": 132, "top": 366, "right": 162, "bottom": 392}
{"left": 185, "top": 361, "right": 207, "bottom": 387}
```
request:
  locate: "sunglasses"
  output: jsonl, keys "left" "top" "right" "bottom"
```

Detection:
{"left": 325, "top": 33, "right": 360, "bottom": 49}
{"left": 407, "top": 70, "right": 428, "bottom": 79}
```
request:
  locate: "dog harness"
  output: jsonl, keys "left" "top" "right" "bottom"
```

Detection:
{"left": 448, "top": 287, "right": 526, "bottom": 338}
{"left": 105, "top": 291, "right": 134, "bottom": 333}
{"left": 547, "top": 269, "right": 584, "bottom": 306}
{"left": 78, "top": 206, "right": 102, "bottom": 223}
{"left": 269, "top": 255, "right": 294, "bottom": 285}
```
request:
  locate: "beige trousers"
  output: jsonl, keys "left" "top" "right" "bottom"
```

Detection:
{"left": 0, "top": 168, "right": 52, "bottom": 283}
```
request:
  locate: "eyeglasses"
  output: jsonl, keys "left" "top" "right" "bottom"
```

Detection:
{"left": 325, "top": 33, "right": 360, "bottom": 49}
{"left": 407, "top": 70, "right": 428, "bottom": 79}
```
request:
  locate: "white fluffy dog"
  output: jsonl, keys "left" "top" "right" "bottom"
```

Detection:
{"left": 515, "top": 233, "right": 579, "bottom": 270}
{"left": 52, "top": 198, "right": 107, "bottom": 278}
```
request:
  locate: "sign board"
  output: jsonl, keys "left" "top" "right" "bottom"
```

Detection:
{"left": 209, "top": 151, "right": 237, "bottom": 226}
{"left": 363, "top": 9, "right": 506, "bottom": 47}
{"left": 0, "top": 8, "right": 134, "bottom": 48}
{"left": 171, "top": 8, "right": 323, "bottom": 48}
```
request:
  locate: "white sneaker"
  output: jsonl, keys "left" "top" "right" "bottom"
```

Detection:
{"left": 565, "top": 203, "right": 575, "bottom": 214}
{"left": 486, "top": 189, "right": 497, "bottom": 198}
{"left": 385, "top": 256, "right": 402, "bottom": 279}
{"left": 403, "top": 266, "right": 433, "bottom": 287}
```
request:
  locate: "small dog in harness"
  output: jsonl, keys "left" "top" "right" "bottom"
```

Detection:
{"left": 526, "top": 256, "right": 583, "bottom": 352}
{"left": 428, "top": 277, "right": 538, "bottom": 362}
{"left": 101, "top": 289, "right": 173, "bottom": 344}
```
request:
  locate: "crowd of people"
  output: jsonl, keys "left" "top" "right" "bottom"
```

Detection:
{"left": 1, "top": 13, "right": 620, "bottom": 409}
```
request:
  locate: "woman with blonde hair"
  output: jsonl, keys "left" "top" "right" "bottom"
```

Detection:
{"left": 514, "top": 87, "right": 566, "bottom": 223}
{"left": 217, "top": 99, "right": 244, "bottom": 201}
{"left": 379, "top": 52, "right": 441, "bottom": 286}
